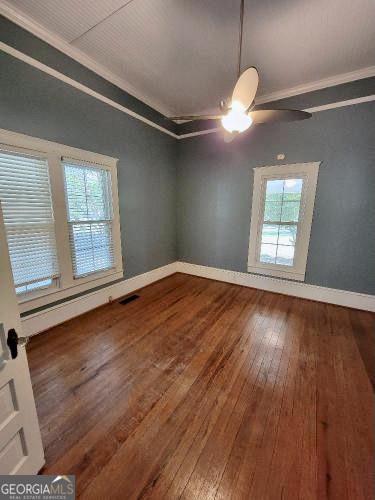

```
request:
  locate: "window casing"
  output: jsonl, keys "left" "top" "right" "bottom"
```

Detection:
{"left": 247, "top": 162, "right": 320, "bottom": 281}
{"left": 0, "top": 128, "right": 123, "bottom": 313}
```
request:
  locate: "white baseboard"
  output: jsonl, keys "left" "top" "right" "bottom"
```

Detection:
{"left": 175, "top": 262, "right": 375, "bottom": 312}
{"left": 21, "top": 262, "right": 178, "bottom": 336}
{"left": 22, "top": 260, "right": 374, "bottom": 336}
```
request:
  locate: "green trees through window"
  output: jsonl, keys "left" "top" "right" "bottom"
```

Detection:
{"left": 260, "top": 178, "right": 303, "bottom": 266}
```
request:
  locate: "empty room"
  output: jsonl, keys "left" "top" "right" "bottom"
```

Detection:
{"left": 0, "top": 0, "right": 374, "bottom": 498}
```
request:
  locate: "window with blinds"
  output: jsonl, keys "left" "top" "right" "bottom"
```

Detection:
{"left": 0, "top": 148, "right": 59, "bottom": 294}
{"left": 63, "top": 159, "right": 115, "bottom": 278}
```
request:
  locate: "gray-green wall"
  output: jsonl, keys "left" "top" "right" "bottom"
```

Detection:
{"left": 0, "top": 48, "right": 177, "bottom": 282}
{"left": 177, "top": 101, "right": 375, "bottom": 294}
{"left": 1, "top": 16, "right": 374, "bottom": 301}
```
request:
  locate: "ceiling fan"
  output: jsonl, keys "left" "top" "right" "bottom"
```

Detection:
{"left": 169, "top": 0, "right": 311, "bottom": 142}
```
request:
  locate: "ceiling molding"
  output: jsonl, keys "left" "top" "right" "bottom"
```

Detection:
{"left": 197, "top": 65, "right": 375, "bottom": 117}
{"left": 1, "top": 39, "right": 374, "bottom": 141}
{"left": 0, "top": 41, "right": 178, "bottom": 139}
{"left": 179, "top": 128, "right": 220, "bottom": 140}
{"left": 305, "top": 94, "right": 375, "bottom": 113}
{"left": 179, "top": 94, "right": 375, "bottom": 138}
{"left": 255, "top": 66, "right": 375, "bottom": 105}
{"left": 0, "top": 0, "right": 173, "bottom": 117}
{"left": 2, "top": 0, "right": 374, "bottom": 120}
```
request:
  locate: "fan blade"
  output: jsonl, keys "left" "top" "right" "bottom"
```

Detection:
{"left": 250, "top": 109, "right": 311, "bottom": 125}
{"left": 169, "top": 114, "right": 223, "bottom": 121}
{"left": 231, "top": 66, "right": 259, "bottom": 110}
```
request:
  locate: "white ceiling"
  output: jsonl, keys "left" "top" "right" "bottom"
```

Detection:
{"left": 4, "top": 0, "right": 375, "bottom": 116}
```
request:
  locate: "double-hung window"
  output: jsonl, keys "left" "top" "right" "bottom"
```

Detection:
{"left": 0, "top": 129, "right": 122, "bottom": 312}
{"left": 248, "top": 162, "right": 320, "bottom": 281}
{"left": 63, "top": 159, "right": 115, "bottom": 278}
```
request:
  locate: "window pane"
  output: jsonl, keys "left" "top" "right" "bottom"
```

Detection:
{"left": 259, "top": 177, "right": 305, "bottom": 268}
{"left": 277, "top": 224, "right": 298, "bottom": 246}
{"left": 69, "top": 222, "right": 113, "bottom": 277}
{"left": 281, "top": 201, "right": 300, "bottom": 222}
{"left": 260, "top": 243, "right": 277, "bottom": 264}
{"left": 283, "top": 178, "right": 303, "bottom": 199}
{"left": 264, "top": 201, "right": 282, "bottom": 222}
{"left": 276, "top": 245, "right": 295, "bottom": 266}
{"left": 64, "top": 165, "right": 111, "bottom": 222}
{"left": 261, "top": 224, "right": 279, "bottom": 244}
{"left": 16, "top": 278, "right": 53, "bottom": 295}
{"left": 266, "top": 179, "right": 284, "bottom": 201}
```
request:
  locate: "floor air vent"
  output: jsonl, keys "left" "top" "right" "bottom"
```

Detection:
{"left": 119, "top": 294, "right": 140, "bottom": 305}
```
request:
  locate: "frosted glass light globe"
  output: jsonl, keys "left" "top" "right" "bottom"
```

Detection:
{"left": 221, "top": 101, "right": 253, "bottom": 133}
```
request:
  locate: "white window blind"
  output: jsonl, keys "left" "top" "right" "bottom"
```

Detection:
{"left": 0, "top": 148, "right": 59, "bottom": 294}
{"left": 63, "top": 159, "right": 115, "bottom": 278}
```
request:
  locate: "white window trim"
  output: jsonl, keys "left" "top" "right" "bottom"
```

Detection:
{"left": 247, "top": 162, "right": 320, "bottom": 282}
{"left": 0, "top": 128, "right": 123, "bottom": 313}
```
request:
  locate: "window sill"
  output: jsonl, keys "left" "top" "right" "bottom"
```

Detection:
{"left": 247, "top": 265, "right": 305, "bottom": 282}
{"left": 18, "top": 268, "right": 123, "bottom": 314}
{"left": 17, "top": 282, "right": 60, "bottom": 303}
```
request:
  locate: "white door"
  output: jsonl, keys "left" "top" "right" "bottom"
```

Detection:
{"left": 0, "top": 205, "right": 44, "bottom": 474}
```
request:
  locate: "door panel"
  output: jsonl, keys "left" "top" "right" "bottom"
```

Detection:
{"left": 0, "top": 429, "right": 27, "bottom": 475}
{"left": 0, "top": 377, "right": 17, "bottom": 424}
{"left": 0, "top": 204, "right": 44, "bottom": 474}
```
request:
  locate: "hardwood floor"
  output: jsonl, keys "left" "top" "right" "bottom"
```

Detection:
{"left": 27, "top": 273, "right": 374, "bottom": 499}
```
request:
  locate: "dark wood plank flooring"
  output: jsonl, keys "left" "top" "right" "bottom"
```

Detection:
{"left": 27, "top": 273, "right": 375, "bottom": 499}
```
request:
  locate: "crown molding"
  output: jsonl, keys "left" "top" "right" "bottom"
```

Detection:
{"left": 0, "top": 41, "right": 179, "bottom": 139}
{"left": 0, "top": 0, "right": 173, "bottom": 117}
{"left": 178, "top": 94, "right": 375, "bottom": 138}
{"left": 305, "top": 94, "right": 375, "bottom": 113}
{"left": 255, "top": 66, "right": 375, "bottom": 105}
{"left": 179, "top": 128, "right": 220, "bottom": 139}
{"left": 2, "top": 0, "right": 374, "bottom": 122}
{"left": 1, "top": 39, "right": 374, "bottom": 141}
{"left": 197, "top": 66, "right": 375, "bottom": 117}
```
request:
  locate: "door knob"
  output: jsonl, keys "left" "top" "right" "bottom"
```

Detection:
{"left": 7, "top": 328, "right": 29, "bottom": 359}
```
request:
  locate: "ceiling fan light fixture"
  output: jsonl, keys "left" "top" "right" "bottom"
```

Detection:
{"left": 168, "top": 0, "right": 311, "bottom": 138}
{"left": 221, "top": 101, "right": 253, "bottom": 133}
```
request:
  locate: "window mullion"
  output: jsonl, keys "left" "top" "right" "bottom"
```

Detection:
{"left": 47, "top": 153, "right": 74, "bottom": 289}
{"left": 263, "top": 221, "right": 296, "bottom": 226}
